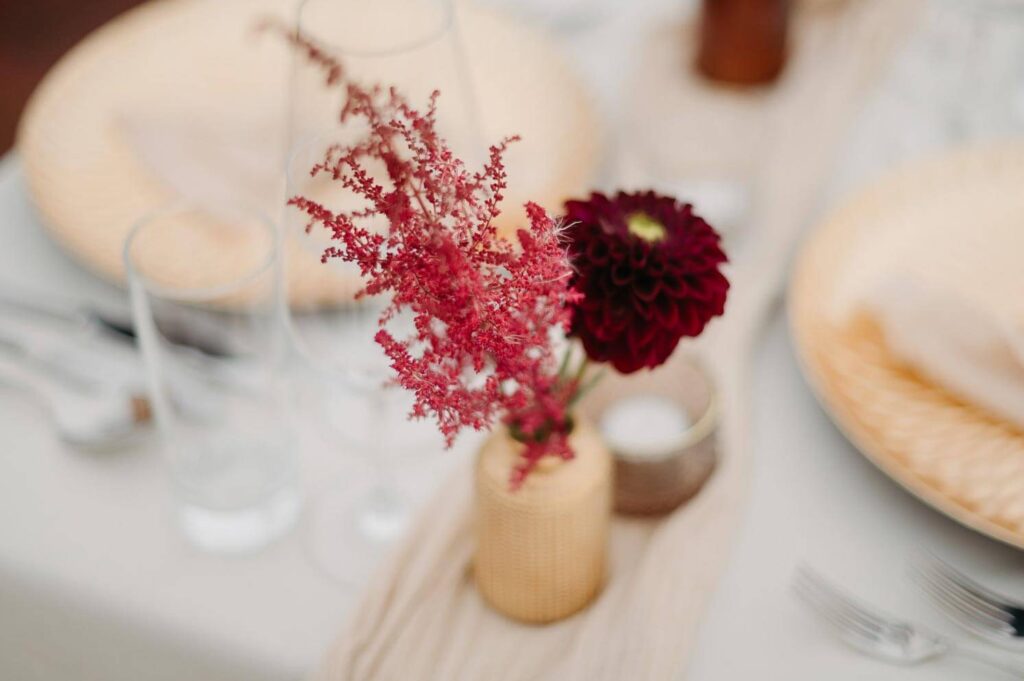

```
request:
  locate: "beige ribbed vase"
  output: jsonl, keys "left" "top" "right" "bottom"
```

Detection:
{"left": 474, "top": 420, "right": 612, "bottom": 623}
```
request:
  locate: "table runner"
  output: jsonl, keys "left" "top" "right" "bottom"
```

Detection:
{"left": 315, "top": 2, "right": 919, "bottom": 678}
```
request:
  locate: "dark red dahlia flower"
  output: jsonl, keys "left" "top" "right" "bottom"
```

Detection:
{"left": 562, "top": 191, "right": 729, "bottom": 374}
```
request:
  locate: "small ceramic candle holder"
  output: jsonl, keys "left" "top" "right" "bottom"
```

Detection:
{"left": 581, "top": 354, "right": 717, "bottom": 516}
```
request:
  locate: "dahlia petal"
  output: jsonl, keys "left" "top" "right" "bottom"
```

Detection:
{"left": 633, "top": 299, "right": 657, "bottom": 320}
{"left": 611, "top": 263, "right": 634, "bottom": 285}
{"left": 563, "top": 190, "right": 729, "bottom": 373}
{"left": 648, "top": 293, "right": 672, "bottom": 325}
{"left": 646, "top": 257, "right": 666, "bottom": 277}
{"left": 629, "top": 243, "right": 650, "bottom": 268}
{"left": 661, "top": 274, "right": 689, "bottom": 297}
{"left": 586, "top": 238, "right": 610, "bottom": 265}
{"left": 632, "top": 273, "right": 661, "bottom": 301}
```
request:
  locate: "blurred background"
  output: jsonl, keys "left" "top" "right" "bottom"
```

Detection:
{"left": 0, "top": 0, "right": 147, "bottom": 151}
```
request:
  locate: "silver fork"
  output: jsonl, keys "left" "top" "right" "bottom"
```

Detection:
{"left": 793, "top": 566, "right": 1024, "bottom": 677}
{"left": 914, "top": 557, "right": 1024, "bottom": 650}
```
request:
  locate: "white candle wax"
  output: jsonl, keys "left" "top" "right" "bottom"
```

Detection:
{"left": 599, "top": 395, "right": 692, "bottom": 458}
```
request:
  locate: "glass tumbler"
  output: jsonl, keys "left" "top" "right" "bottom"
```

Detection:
{"left": 124, "top": 204, "right": 301, "bottom": 553}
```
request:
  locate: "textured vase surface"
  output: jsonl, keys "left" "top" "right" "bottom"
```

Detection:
{"left": 474, "top": 420, "right": 612, "bottom": 623}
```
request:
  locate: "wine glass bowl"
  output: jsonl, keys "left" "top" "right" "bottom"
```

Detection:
{"left": 283, "top": 0, "right": 477, "bottom": 585}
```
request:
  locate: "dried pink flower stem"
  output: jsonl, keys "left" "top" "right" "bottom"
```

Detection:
{"left": 277, "top": 24, "right": 582, "bottom": 483}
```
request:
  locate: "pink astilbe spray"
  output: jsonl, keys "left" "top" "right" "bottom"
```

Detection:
{"left": 282, "top": 27, "right": 581, "bottom": 484}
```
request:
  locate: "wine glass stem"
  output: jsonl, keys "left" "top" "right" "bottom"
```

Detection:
{"left": 359, "top": 392, "right": 407, "bottom": 542}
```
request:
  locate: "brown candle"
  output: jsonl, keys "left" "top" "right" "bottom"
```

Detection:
{"left": 696, "top": 0, "right": 790, "bottom": 85}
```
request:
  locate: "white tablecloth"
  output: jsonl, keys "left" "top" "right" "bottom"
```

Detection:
{"left": 3, "top": 153, "right": 1024, "bottom": 680}
{"left": 5, "top": 0, "right": 1024, "bottom": 675}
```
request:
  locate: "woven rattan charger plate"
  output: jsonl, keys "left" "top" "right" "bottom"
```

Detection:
{"left": 790, "top": 142, "right": 1024, "bottom": 549}
{"left": 17, "top": 0, "right": 599, "bottom": 308}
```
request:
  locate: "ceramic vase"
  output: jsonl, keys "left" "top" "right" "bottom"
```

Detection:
{"left": 473, "top": 419, "right": 612, "bottom": 623}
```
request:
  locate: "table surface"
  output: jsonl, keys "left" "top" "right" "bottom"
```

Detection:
{"left": 4, "top": 2, "right": 1024, "bottom": 678}
{"left": 3, "top": 151, "right": 1024, "bottom": 680}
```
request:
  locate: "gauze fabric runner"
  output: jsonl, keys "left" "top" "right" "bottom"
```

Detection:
{"left": 315, "top": 2, "right": 920, "bottom": 679}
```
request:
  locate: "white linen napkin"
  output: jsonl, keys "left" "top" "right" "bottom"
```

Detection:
{"left": 867, "top": 275, "right": 1024, "bottom": 431}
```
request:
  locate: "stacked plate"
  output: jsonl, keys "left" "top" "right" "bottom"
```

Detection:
{"left": 790, "top": 142, "right": 1024, "bottom": 548}
{"left": 17, "top": 0, "right": 600, "bottom": 308}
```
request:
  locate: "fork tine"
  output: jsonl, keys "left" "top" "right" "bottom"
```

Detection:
{"left": 930, "top": 558, "right": 1019, "bottom": 616}
{"left": 914, "top": 565, "right": 1011, "bottom": 634}
{"left": 921, "top": 561, "right": 1007, "bottom": 618}
{"left": 795, "top": 567, "right": 888, "bottom": 631}
{"left": 793, "top": 573, "right": 880, "bottom": 644}
{"left": 921, "top": 562, "right": 1011, "bottom": 623}
{"left": 794, "top": 567, "right": 889, "bottom": 636}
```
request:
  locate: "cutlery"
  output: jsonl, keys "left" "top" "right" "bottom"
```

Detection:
{"left": 0, "top": 289, "right": 234, "bottom": 357}
{"left": 0, "top": 289, "right": 136, "bottom": 340}
{"left": 793, "top": 566, "right": 1024, "bottom": 677}
{"left": 0, "top": 314, "right": 143, "bottom": 390}
{"left": 915, "top": 558, "right": 1024, "bottom": 650}
{"left": 0, "top": 337, "right": 151, "bottom": 449}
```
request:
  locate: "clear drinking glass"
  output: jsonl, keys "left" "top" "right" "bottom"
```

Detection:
{"left": 285, "top": 0, "right": 478, "bottom": 584}
{"left": 125, "top": 203, "right": 301, "bottom": 553}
